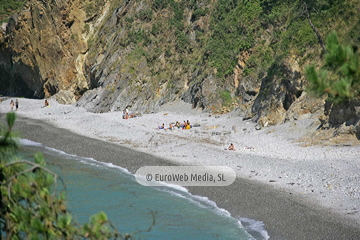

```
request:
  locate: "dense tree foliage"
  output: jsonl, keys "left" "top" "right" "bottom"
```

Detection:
{"left": 306, "top": 32, "right": 360, "bottom": 102}
{"left": 0, "top": 112, "right": 155, "bottom": 239}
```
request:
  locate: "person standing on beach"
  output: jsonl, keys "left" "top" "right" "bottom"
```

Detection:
{"left": 15, "top": 99, "right": 19, "bottom": 111}
{"left": 10, "top": 100, "right": 14, "bottom": 110}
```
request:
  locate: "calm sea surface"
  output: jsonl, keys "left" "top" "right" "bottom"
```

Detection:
{"left": 20, "top": 139, "right": 269, "bottom": 240}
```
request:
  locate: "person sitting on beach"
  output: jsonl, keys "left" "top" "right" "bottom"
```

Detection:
{"left": 122, "top": 108, "right": 136, "bottom": 119}
{"left": 41, "top": 99, "right": 50, "bottom": 108}
{"left": 182, "top": 121, "right": 187, "bottom": 129}
{"left": 186, "top": 120, "right": 191, "bottom": 129}
{"left": 228, "top": 143, "right": 236, "bottom": 151}
{"left": 158, "top": 123, "right": 165, "bottom": 129}
{"left": 10, "top": 100, "right": 14, "bottom": 110}
{"left": 15, "top": 99, "right": 19, "bottom": 111}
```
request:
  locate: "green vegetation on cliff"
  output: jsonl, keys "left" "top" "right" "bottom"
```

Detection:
{"left": 205, "top": 0, "right": 262, "bottom": 77}
{"left": 86, "top": 0, "right": 359, "bottom": 110}
{"left": 1, "top": 0, "right": 359, "bottom": 115}
{"left": 0, "top": 0, "right": 27, "bottom": 23}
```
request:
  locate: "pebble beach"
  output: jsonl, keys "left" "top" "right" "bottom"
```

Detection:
{"left": 1, "top": 97, "right": 359, "bottom": 239}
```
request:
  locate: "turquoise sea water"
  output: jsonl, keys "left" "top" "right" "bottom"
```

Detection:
{"left": 20, "top": 139, "right": 269, "bottom": 240}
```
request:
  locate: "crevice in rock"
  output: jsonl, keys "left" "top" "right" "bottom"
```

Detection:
{"left": 64, "top": 20, "right": 74, "bottom": 28}
{"left": 44, "top": 80, "right": 58, "bottom": 96}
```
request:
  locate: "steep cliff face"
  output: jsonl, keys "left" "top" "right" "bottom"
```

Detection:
{"left": 0, "top": 0, "right": 90, "bottom": 101}
{"left": 77, "top": 0, "right": 226, "bottom": 113}
{"left": 0, "top": 0, "right": 359, "bottom": 136}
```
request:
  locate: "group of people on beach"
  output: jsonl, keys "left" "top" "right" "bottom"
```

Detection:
{"left": 158, "top": 120, "right": 192, "bottom": 130}
{"left": 122, "top": 108, "right": 136, "bottom": 119}
{"left": 9, "top": 99, "right": 50, "bottom": 110}
{"left": 9, "top": 99, "right": 19, "bottom": 111}
{"left": 156, "top": 119, "right": 236, "bottom": 150}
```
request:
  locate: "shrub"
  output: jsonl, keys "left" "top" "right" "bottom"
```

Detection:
{"left": 0, "top": 113, "right": 155, "bottom": 239}
{"left": 137, "top": 9, "right": 153, "bottom": 22}
{"left": 306, "top": 32, "right": 360, "bottom": 102}
{"left": 219, "top": 90, "right": 232, "bottom": 105}
{"left": 152, "top": 0, "right": 169, "bottom": 11}
{"left": 192, "top": 8, "right": 208, "bottom": 21}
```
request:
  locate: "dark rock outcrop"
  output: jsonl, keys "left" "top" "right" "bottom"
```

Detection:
{"left": 251, "top": 57, "right": 305, "bottom": 126}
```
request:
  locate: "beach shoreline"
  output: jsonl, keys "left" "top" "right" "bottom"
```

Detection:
{"left": 1, "top": 98, "right": 360, "bottom": 239}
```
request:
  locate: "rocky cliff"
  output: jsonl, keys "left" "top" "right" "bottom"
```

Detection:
{"left": 0, "top": 0, "right": 90, "bottom": 102}
{"left": 0, "top": 0, "right": 359, "bottom": 140}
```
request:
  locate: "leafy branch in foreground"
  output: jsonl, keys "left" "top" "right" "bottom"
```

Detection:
{"left": 0, "top": 112, "right": 155, "bottom": 239}
{"left": 306, "top": 32, "right": 360, "bottom": 103}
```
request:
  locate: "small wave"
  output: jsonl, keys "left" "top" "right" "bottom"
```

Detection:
{"left": 152, "top": 181, "right": 190, "bottom": 193}
{"left": 20, "top": 138, "right": 131, "bottom": 174}
{"left": 158, "top": 188, "right": 234, "bottom": 223}
{"left": 239, "top": 218, "right": 269, "bottom": 240}
{"left": 192, "top": 194, "right": 232, "bottom": 217}
{"left": 19, "top": 138, "right": 43, "bottom": 147}
{"left": 99, "top": 162, "right": 131, "bottom": 174}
